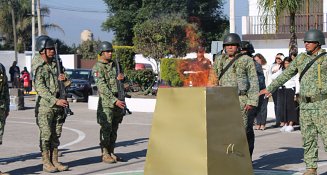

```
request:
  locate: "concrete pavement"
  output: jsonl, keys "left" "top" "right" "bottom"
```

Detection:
{"left": 1, "top": 95, "right": 327, "bottom": 175}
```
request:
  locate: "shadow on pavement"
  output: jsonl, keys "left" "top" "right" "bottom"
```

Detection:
{"left": 253, "top": 147, "right": 303, "bottom": 170}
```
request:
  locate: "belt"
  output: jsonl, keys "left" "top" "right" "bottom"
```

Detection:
{"left": 300, "top": 94, "right": 327, "bottom": 103}
{"left": 238, "top": 90, "right": 247, "bottom": 96}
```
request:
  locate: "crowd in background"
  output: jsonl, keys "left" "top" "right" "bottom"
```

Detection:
{"left": 252, "top": 52, "right": 300, "bottom": 132}
{"left": 8, "top": 61, "right": 31, "bottom": 94}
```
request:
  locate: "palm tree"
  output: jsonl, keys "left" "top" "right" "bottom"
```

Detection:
{"left": 258, "top": 0, "right": 306, "bottom": 56}
{"left": 0, "top": 0, "right": 64, "bottom": 52}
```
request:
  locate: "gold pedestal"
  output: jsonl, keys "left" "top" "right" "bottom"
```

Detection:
{"left": 144, "top": 87, "right": 253, "bottom": 175}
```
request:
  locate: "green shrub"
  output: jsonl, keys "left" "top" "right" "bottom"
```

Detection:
{"left": 112, "top": 46, "right": 135, "bottom": 72}
{"left": 125, "top": 69, "right": 156, "bottom": 92}
{"left": 161, "top": 58, "right": 183, "bottom": 87}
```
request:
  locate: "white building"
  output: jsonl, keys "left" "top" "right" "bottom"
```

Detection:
{"left": 226, "top": 0, "right": 326, "bottom": 64}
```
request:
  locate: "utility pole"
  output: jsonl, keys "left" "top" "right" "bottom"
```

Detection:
{"left": 9, "top": 0, "right": 18, "bottom": 62}
{"left": 37, "top": 0, "right": 41, "bottom": 36}
{"left": 230, "top": 0, "right": 235, "bottom": 33}
{"left": 32, "top": 0, "right": 36, "bottom": 59}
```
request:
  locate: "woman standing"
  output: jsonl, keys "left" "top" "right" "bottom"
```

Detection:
{"left": 253, "top": 53, "right": 269, "bottom": 130}
{"left": 272, "top": 57, "right": 299, "bottom": 132}
{"left": 269, "top": 53, "right": 284, "bottom": 127}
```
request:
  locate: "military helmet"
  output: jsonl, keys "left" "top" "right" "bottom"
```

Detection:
{"left": 223, "top": 33, "right": 241, "bottom": 46}
{"left": 304, "top": 29, "right": 325, "bottom": 45}
{"left": 240, "top": 41, "right": 255, "bottom": 54}
{"left": 36, "top": 35, "right": 55, "bottom": 52}
{"left": 98, "top": 41, "right": 114, "bottom": 55}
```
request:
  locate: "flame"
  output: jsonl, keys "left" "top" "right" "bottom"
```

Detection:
{"left": 185, "top": 24, "right": 200, "bottom": 51}
{"left": 178, "top": 59, "right": 217, "bottom": 87}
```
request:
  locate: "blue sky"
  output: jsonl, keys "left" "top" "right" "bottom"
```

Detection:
{"left": 43, "top": 0, "right": 243, "bottom": 46}
{"left": 43, "top": 0, "right": 114, "bottom": 46}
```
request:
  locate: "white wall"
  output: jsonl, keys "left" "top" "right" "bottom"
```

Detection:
{"left": 0, "top": 51, "right": 76, "bottom": 79}
{"left": 251, "top": 39, "right": 306, "bottom": 64}
{"left": 223, "top": 0, "right": 249, "bottom": 36}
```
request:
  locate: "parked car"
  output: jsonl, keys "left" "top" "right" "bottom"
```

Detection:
{"left": 65, "top": 69, "right": 97, "bottom": 102}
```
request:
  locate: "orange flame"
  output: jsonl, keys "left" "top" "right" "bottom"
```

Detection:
{"left": 185, "top": 24, "right": 200, "bottom": 51}
{"left": 177, "top": 59, "right": 217, "bottom": 87}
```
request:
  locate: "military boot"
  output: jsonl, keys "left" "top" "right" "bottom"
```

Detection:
{"left": 303, "top": 168, "right": 317, "bottom": 175}
{"left": 102, "top": 148, "right": 116, "bottom": 164}
{"left": 0, "top": 171, "right": 10, "bottom": 175}
{"left": 51, "top": 148, "right": 69, "bottom": 171}
{"left": 109, "top": 146, "right": 123, "bottom": 162}
{"left": 41, "top": 151, "right": 57, "bottom": 173}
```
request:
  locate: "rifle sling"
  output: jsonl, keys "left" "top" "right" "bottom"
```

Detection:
{"left": 299, "top": 52, "right": 327, "bottom": 82}
{"left": 218, "top": 53, "right": 245, "bottom": 80}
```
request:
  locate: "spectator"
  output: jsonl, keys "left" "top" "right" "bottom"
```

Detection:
{"left": 21, "top": 67, "right": 31, "bottom": 94}
{"left": 273, "top": 57, "right": 299, "bottom": 132}
{"left": 269, "top": 53, "right": 284, "bottom": 127}
{"left": 9, "top": 61, "right": 20, "bottom": 88}
{"left": 253, "top": 53, "right": 269, "bottom": 130}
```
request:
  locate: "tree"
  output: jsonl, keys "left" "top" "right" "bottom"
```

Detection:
{"left": 258, "top": 0, "right": 307, "bottom": 56}
{"left": 76, "top": 40, "right": 101, "bottom": 59}
{"left": 0, "top": 0, "right": 64, "bottom": 52}
{"left": 102, "top": 0, "right": 228, "bottom": 47}
{"left": 101, "top": 0, "right": 142, "bottom": 46}
{"left": 133, "top": 14, "right": 194, "bottom": 79}
{"left": 54, "top": 39, "right": 76, "bottom": 54}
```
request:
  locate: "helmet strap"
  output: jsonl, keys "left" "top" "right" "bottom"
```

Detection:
{"left": 307, "top": 44, "right": 320, "bottom": 55}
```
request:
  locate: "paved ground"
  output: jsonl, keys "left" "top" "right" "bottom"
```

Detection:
{"left": 2, "top": 95, "right": 327, "bottom": 175}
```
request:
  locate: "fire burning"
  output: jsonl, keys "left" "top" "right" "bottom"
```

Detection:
{"left": 177, "top": 59, "right": 217, "bottom": 87}
{"left": 175, "top": 18, "right": 217, "bottom": 87}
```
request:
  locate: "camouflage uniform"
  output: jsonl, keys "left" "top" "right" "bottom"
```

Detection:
{"left": 32, "top": 54, "right": 68, "bottom": 152}
{"left": 214, "top": 53, "right": 259, "bottom": 156}
{"left": 0, "top": 63, "right": 9, "bottom": 145}
{"left": 267, "top": 49, "right": 327, "bottom": 169}
{"left": 92, "top": 59, "right": 124, "bottom": 155}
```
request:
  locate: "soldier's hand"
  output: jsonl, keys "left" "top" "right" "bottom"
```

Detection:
{"left": 244, "top": 104, "right": 253, "bottom": 111}
{"left": 115, "top": 100, "right": 126, "bottom": 109}
{"left": 58, "top": 73, "right": 66, "bottom": 81}
{"left": 56, "top": 99, "right": 69, "bottom": 107}
{"left": 259, "top": 89, "right": 271, "bottom": 98}
{"left": 117, "top": 73, "right": 124, "bottom": 81}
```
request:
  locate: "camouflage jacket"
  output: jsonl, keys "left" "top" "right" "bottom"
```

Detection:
{"left": 214, "top": 53, "right": 259, "bottom": 107}
{"left": 267, "top": 49, "right": 327, "bottom": 108}
{"left": 32, "top": 54, "right": 70, "bottom": 108}
{"left": 92, "top": 60, "right": 118, "bottom": 108}
{"left": 0, "top": 63, "right": 9, "bottom": 113}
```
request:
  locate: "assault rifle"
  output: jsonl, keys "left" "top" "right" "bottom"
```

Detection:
{"left": 54, "top": 43, "right": 74, "bottom": 117}
{"left": 114, "top": 58, "right": 132, "bottom": 115}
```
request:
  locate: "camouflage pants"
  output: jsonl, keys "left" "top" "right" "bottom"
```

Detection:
{"left": 97, "top": 106, "right": 123, "bottom": 152}
{"left": 0, "top": 108, "right": 7, "bottom": 145}
{"left": 300, "top": 107, "right": 327, "bottom": 169}
{"left": 36, "top": 107, "right": 65, "bottom": 152}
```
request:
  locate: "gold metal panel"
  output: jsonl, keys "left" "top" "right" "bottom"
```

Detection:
{"left": 144, "top": 87, "right": 253, "bottom": 175}
{"left": 206, "top": 87, "right": 253, "bottom": 175}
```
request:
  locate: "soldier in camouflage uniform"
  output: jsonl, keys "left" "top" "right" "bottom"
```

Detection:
{"left": 240, "top": 41, "right": 267, "bottom": 131}
{"left": 32, "top": 35, "right": 70, "bottom": 173}
{"left": 0, "top": 62, "right": 10, "bottom": 175}
{"left": 214, "top": 33, "right": 259, "bottom": 158}
{"left": 260, "top": 29, "right": 327, "bottom": 175}
{"left": 92, "top": 41, "right": 125, "bottom": 163}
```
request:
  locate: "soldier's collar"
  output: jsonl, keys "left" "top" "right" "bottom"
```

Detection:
{"left": 99, "top": 59, "right": 113, "bottom": 64}
{"left": 310, "top": 48, "right": 326, "bottom": 56}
